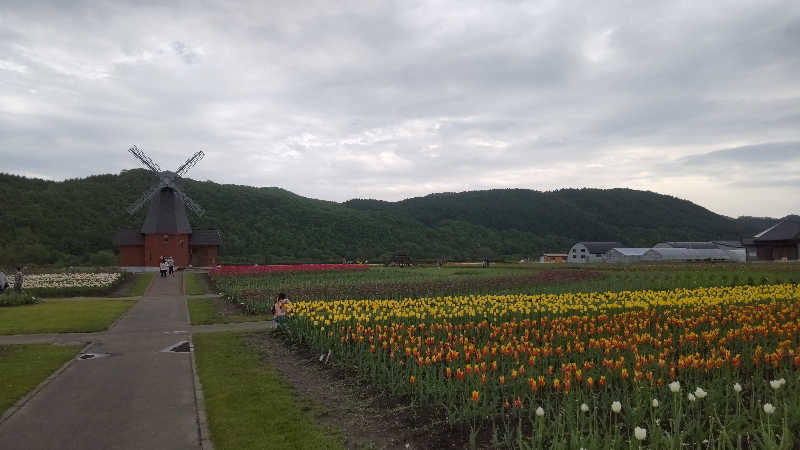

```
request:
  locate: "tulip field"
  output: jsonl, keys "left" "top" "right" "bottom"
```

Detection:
{"left": 212, "top": 263, "right": 800, "bottom": 315}
{"left": 210, "top": 263, "right": 369, "bottom": 276}
{"left": 277, "top": 282, "right": 800, "bottom": 448}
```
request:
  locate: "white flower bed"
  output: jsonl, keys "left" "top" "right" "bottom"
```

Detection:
{"left": 7, "top": 272, "right": 121, "bottom": 289}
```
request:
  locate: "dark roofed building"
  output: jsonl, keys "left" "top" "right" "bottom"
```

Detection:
{"left": 114, "top": 229, "right": 146, "bottom": 266}
{"left": 114, "top": 225, "right": 222, "bottom": 268}
{"left": 114, "top": 187, "right": 222, "bottom": 267}
{"left": 568, "top": 241, "right": 623, "bottom": 263}
{"left": 189, "top": 230, "right": 222, "bottom": 266}
{"left": 742, "top": 216, "right": 800, "bottom": 261}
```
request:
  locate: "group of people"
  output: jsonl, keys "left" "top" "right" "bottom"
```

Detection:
{"left": 158, "top": 256, "right": 175, "bottom": 278}
{"left": 0, "top": 267, "right": 23, "bottom": 294}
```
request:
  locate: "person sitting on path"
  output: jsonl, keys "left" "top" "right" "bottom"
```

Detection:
{"left": 0, "top": 270, "right": 7, "bottom": 294}
{"left": 14, "top": 267, "right": 23, "bottom": 291}
{"left": 273, "top": 292, "right": 292, "bottom": 326}
{"left": 159, "top": 260, "right": 168, "bottom": 278}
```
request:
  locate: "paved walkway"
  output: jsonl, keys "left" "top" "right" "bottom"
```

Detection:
{"left": 0, "top": 273, "right": 271, "bottom": 450}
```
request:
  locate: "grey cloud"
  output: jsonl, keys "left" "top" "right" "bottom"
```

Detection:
{"left": 0, "top": 0, "right": 799, "bottom": 217}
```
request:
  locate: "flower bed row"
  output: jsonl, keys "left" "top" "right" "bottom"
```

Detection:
{"left": 281, "top": 284, "right": 800, "bottom": 447}
{"left": 5, "top": 272, "right": 128, "bottom": 297}
{"left": 210, "top": 264, "right": 368, "bottom": 276}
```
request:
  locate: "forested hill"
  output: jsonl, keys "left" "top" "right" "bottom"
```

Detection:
{"left": 0, "top": 170, "right": 776, "bottom": 265}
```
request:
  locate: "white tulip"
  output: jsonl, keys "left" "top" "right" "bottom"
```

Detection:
{"left": 733, "top": 383, "right": 742, "bottom": 393}
{"left": 770, "top": 379, "right": 782, "bottom": 390}
{"left": 611, "top": 401, "right": 622, "bottom": 413}
{"left": 694, "top": 387, "right": 707, "bottom": 399}
{"left": 536, "top": 407, "right": 545, "bottom": 417}
{"left": 669, "top": 381, "right": 681, "bottom": 393}
{"left": 688, "top": 393, "right": 696, "bottom": 402}
{"left": 580, "top": 403, "right": 589, "bottom": 412}
{"left": 763, "top": 403, "right": 776, "bottom": 415}
{"left": 634, "top": 426, "right": 647, "bottom": 441}
{"left": 651, "top": 398, "right": 659, "bottom": 408}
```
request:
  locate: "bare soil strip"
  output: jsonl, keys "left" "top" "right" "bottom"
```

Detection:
{"left": 244, "top": 332, "right": 463, "bottom": 450}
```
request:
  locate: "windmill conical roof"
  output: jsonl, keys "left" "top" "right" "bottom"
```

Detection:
{"left": 140, "top": 187, "right": 193, "bottom": 234}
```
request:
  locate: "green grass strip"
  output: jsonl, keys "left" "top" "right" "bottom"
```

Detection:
{"left": 193, "top": 332, "right": 344, "bottom": 450}
{"left": 125, "top": 272, "right": 154, "bottom": 296}
{"left": 0, "top": 344, "right": 83, "bottom": 413}
{"left": 184, "top": 272, "right": 208, "bottom": 296}
{"left": 0, "top": 300, "right": 135, "bottom": 335}
{"left": 187, "top": 298, "right": 271, "bottom": 325}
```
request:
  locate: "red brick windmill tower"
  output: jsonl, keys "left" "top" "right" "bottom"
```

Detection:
{"left": 114, "top": 146, "right": 221, "bottom": 268}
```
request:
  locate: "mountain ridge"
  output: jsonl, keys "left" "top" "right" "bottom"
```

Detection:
{"left": 0, "top": 170, "right": 779, "bottom": 265}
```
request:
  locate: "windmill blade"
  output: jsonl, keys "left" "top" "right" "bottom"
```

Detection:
{"left": 173, "top": 185, "right": 205, "bottom": 217}
{"left": 175, "top": 150, "right": 204, "bottom": 178}
{"left": 126, "top": 185, "right": 160, "bottom": 215}
{"left": 128, "top": 145, "right": 162, "bottom": 173}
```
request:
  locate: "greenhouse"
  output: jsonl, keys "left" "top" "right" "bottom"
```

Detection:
{"left": 641, "top": 248, "right": 733, "bottom": 262}
{"left": 604, "top": 248, "right": 649, "bottom": 264}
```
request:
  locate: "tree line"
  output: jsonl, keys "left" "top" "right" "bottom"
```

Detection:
{"left": 0, "top": 170, "right": 775, "bottom": 266}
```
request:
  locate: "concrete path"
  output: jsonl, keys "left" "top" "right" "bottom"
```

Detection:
{"left": 0, "top": 272, "right": 268, "bottom": 450}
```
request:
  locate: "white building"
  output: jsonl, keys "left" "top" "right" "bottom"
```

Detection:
{"left": 605, "top": 248, "right": 650, "bottom": 264}
{"left": 568, "top": 242, "right": 623, "bottom": 263}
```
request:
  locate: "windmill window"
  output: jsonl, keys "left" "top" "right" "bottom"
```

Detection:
{"left": 163, "top": 235, "right": 169, "bottom": 242}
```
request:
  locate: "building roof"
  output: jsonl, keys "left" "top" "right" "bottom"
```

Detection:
{"left": 141, "top": 188, "right": 193, "bottom": 234}
{"left": 752, "top": 217, "right": 800, "bottom": 242}
{"left": 608, "top": 248, "right": 649, "bottom": 256}
{"left": 190, "top": 230, "right": 222, "bottom": 246}
{"left": 113, "top": 229, "right": 144, "bottom": 246}
{"left": 543, "top": 253, "right": 568, "bottom": 257}
{"left": 654, "top": 242, "right": 719, "bottom": 249}
{"left": 643, "top": 248, "right": 731, "bottom": 260}
{"left": 576, "top": 242, "right": 624, "bottom": 254}
{"left": 712, "top": 240, "right": 744, "bottom": 249}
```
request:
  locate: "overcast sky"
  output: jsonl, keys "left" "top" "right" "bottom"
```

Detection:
{"left": 1, "top": 1, "right": 799, "bottom": 218}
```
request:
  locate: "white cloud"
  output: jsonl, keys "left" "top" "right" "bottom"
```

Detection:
{"left": 0, "top": 59, "right": 28, "bottom": 73}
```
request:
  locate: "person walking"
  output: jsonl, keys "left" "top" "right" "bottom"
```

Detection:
{"left": 0, "top": 270, "right": 7, "bottom": 294}
{"left": 14, "top": 267, "right": 23, "bottom": 291}
{"left": 159, "top": 260, "right": 168, "bottom": 278}
{"left": 273, "top": 292, "right": 292, "bottom": 327}
{"left": 167, "top": 257, "right": 174, "bottom": 276}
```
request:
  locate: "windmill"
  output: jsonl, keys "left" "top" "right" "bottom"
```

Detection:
{"left": 114, "top": 146, "right": 221, "bottom": 268}
{"left": 127, "top": 145, "right": 205, "bottom": 218}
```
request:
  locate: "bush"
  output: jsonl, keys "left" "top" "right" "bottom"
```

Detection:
{"left": 0, "top": 290, "right": 39, "bottom": 306}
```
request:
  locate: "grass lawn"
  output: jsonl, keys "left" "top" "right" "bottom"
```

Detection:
{"left": 124, "top": 272, "right": 154, "bottom": 296}
{"left": 0, "top": 300, "right": 135, "bottom": 335}
{"left": 193, "top": 332, "right": 343, "bottom": 450}
{"left": 184, "top": 272, "right": 208, "bottom": 296}
{"left": 187, "top": 297, "right": 271, "bottom": 325}
{"left": 0, "top": 344, "right": 83, "bottom": 414}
